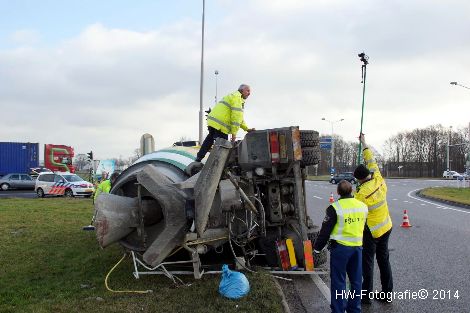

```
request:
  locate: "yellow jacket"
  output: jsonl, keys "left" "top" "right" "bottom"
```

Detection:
{"left": 207, "top": 91, "right": 249, "bottom": 136}
{"left": 354, "top": 148, "right": 392, "bottom": 238}
{"left": 94, "top": 179, "right": 111, "bottom": 201}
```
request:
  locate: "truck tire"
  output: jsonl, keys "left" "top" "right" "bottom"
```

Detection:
{"left": 308, "top": 230, "right": 327, "bottom": 268}
{"left": 301, "top": 147, "right": 320, "bottom": 166}
{"left": 300, "top": 130, "right": 319, "bottom": 148}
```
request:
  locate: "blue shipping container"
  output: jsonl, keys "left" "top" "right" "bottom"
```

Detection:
{"left": 0, "top": 142, "right": 39, "bottom": 176}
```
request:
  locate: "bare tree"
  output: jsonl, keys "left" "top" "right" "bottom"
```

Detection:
{"left": 73, "top": 154, "right": 89, "bottom": 171}
{"left": 317, "top": 135, "right": 361, "bottom": 175}
{"left": 127, "top": 148, "right": 141, "bottom": 164}
{"left": 384, "top": 124, "right": 468, "bottom": 177}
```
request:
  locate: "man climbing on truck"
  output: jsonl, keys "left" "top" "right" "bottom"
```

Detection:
{"left": 195, "top": 84, "right": 255, "bottom": 163}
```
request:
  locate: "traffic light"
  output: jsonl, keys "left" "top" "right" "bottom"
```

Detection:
{"left": 87, "top": 151, "right": 93, "bottom": 161}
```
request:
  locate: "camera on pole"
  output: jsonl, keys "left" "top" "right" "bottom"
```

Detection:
{"left": 358, "top": 52, "right": 369, "bottom": 65}
{"left": 357, "top": 52, "right": 370, "bottom": 163}
{"left": 358, "top": 52, "right": 369, "bottom": 83}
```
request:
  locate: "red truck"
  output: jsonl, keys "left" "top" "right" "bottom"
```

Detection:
{"left": 44, "top": 144, "right": 75, "bottom": 173}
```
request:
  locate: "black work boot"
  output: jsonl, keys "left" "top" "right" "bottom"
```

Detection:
{"left": 185, "top": 161, "right": 204, "bottom": 176}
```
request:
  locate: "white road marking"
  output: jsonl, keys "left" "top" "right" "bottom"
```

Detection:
{"left": 310, "top": 274, "right": 331, "bottom": 304}
{"left": 392, "top": 199, "right": 398, "bottom": 201}
{"left": 313, "top": 196, "right": 323, "bottom": 199}
{"left": 420, "top": 204, "right": 426, "bottom": 206}
{"left": 407, "top": 189, "right": 470, "bottom": 214}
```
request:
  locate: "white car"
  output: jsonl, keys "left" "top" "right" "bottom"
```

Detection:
{"left": 442, "top": 170, "right": 463, "bottom": 179}
{"left": 35, "top": 172, "right": 94, "bottom": 198}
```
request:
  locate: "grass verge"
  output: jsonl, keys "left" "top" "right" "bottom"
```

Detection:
{"left": 0, "top": 198, "right": 282, "bottom": 313}
{"left": 420, "top": 187, "right": 470, "bottom": 205}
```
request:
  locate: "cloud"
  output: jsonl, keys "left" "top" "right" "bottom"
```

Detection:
{"left": 1, "top": 1, "right": 469, "bottom": 160}
{"left": 9, "top": 29, "right": 41, "bottom": 45}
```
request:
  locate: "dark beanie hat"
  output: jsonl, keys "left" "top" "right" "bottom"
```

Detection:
{"left": 354, "top": 164, "right": 370, "bottom": 180}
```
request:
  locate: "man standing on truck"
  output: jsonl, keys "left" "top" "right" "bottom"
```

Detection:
{"left": 353, "top": 133, "right": 393, "bottom": 304}
{"left": 314, "top": 180, "right": 368, "bottom": 313}
{"left": 194, "top": 84, "right": 255, "bottom": 163}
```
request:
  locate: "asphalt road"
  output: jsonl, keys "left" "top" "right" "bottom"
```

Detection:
{"left": 2, "top": 178, "right": 468, "bottom": 312}
{"left": 305, "top": 178, "right": 470, "bottom": 313}
{"left": 0, "top": 189, "right": 36, "bottom": 199}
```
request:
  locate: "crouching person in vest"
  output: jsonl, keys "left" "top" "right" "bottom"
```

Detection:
{"left": 83, "top": 172, "right": 120, "bottom": 231}
{"left": 314, "top": 180, "right": 368, "bottom": 313}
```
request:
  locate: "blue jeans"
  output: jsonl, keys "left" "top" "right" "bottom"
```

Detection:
{"left": 330, "top": 244, "right": 362, "bottom": 313}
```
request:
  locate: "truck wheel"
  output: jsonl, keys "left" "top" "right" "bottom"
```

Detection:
{"left": 300, "top": 130, "right": 319, "bottom": 148}
{"left": 308, "top": 230, "right": 327, "bottom": 268}
{"left": 1, "top": 183, "right": 10, "bottom": 191}
{"left": 301, "top": 147, "right": 320, "bottom": 166}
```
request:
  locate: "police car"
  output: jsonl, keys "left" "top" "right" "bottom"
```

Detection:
{"left": 35, "top": 172, "right": 94, "bottom": 198}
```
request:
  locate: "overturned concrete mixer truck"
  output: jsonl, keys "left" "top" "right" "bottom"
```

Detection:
{"left": 94, "top": 126, "right": 326, "bottom": 278}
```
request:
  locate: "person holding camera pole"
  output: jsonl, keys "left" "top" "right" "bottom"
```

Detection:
{"left": 353, "top": 133, "right": 393, "bottom": 304}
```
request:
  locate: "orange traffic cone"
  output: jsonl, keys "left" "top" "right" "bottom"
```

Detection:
{"left": 329, "top": 192, "right": 334, "bottom": 204}
{"left": 400, "top": 210, "right": 412, "bottom": 228}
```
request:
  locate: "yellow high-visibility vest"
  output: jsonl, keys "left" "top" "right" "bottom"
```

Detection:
{"left": 355, "top": 148, "right": 393, "bottom": 238}
{"left": 207, "top": 91, "right": 249, "bottom": 136}
{"left": 331, "top": 198, "right": 368, "bottom": 247}
{"left": 94, "top": 179, "right": 111, "bottom": 200}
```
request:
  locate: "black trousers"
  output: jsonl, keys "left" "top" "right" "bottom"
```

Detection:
{"left": 196, "top": 126, "right": 228, "bottom": 162}
{"left": 362, "top": 227, "right": 393, "bottom": 295}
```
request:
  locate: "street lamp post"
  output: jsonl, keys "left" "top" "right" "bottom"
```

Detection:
{"left": 215, "top": 70, "right": 219, "bottom": 104}
{"left": 322, "top": 117, "right": 344, "bottom": 173}
{"left": 447, "top": 126, "right": 452, "bottom": 171}
{"left": 450, "top": 81, "right": 470, "bottom": 90}
{"left": 449, "top": 82, "right": 470, "bottom": 177}
{"left": 198, "top": 0, "right": 205, "bottom": 145}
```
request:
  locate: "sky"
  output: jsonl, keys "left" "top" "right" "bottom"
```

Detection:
{"left": 1, "top": 0, "right": 469, "bottom": 160}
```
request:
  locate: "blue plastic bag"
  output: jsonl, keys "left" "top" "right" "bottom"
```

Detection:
{"left": 218, "top": 264, "right": 250, "bottom": 299}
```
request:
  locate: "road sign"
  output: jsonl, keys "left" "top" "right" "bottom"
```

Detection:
{"left": 320, "top": 137, "right": 332, "bottom": 149}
